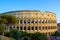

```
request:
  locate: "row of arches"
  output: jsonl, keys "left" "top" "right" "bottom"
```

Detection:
{"left": 19, "top": 19, "right": 56, "bottom": 24}
{"left": 10, "top": 26, "right": 57, "bottom": 30}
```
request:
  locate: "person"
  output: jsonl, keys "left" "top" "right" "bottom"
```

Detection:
{"left": 47, "top": 34, "right": 51, "bottom": 40}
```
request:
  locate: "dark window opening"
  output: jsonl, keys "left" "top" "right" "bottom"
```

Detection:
{"left": 24, "top": 26, "right": 26, "bottom": 30}
{"left": 32, "top": 26, "right": 34, "bottom": 30}
{"left": 42, "top": 27, "right": 44, "bottom": 30}
{"left": 42, "top": 20, "right": 44, "bottom": 23}
{"left": 20, "top": 20, "right": 22, "bottom": 24}
{"left": 35, "top": 20, "right": 38, "bottom": 23}
{"left": 27, "top": 19, "right": 30, "bottom": 24}
{"left": 24, "top": 20, "right": 26, "bottom": 24}
{"left": 39, "top": 27, "right": 41, "bottom": 30}
{"left": 35, "top": 27, "right": 38, "bottom": 30}
{"left": 39, "top": 20, "right": 41, "bottom": 23}
{"left": 48, "top": 27, "right": 50, "bottom": 29}
{"left": 45, "top": 26, "right": 47, "bottom": 29}
{"left": 20, "top": 26, "right": 22, "bottom": 30}
{"left": 31, "top": 20, "right": 34, "bottom": 23}
{"left": 13, "top": 26, "right": 15, "bottom": 28}
{"left": 28, "top": 26, "right": 30, "bottom": 30}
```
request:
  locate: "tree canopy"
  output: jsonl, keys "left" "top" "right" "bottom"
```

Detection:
{"left": 0, "top": 16, "right": 7, "bottom": 24}
{"left": 0, "top": 25, "right": 4, "bottom": 32}
{"left": 8, "top": 28, "right": 48, "bottom": 40}
{"left": 51, "top": 31, "right": 60, "bottom": 36}
{"left": 0, "top": 14, "right": 18, "bottom": 25}
{"left": 28, "top": 32, "right": 47, "bottom": 40}
{"left": 0, "top": 14, "right": 18, "bottom": 35}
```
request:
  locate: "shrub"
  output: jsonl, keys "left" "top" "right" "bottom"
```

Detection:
{"left": 28, "top": 32, "right": 47, "bottom": 40}
{"left": 4, "top": 31, "right": 10, "bottom": 37}
{"left": 24, "top": 37, "right": 28, "bottom": 40}
{"left": 9, "top": 28, "right": 48, "bottom": 40}
{"left": 0, "top": 31, "right": 3, "bottom": 35}
{"left": 51, "top": 31, "right": 60, "bottom": 36}
{"left": 0, "top": 25, "right": 4, "bottom": 32}
{"left": 10, "top": 28, "right": 20, "bottom": 40}
{"left": 0, "top": 25, "right": 4, "bottom": 35}
{"left": 10, "top": 37, "right": 16, "bottom": 40}
{"left": 10, "top": 29, "right": 28, "bottom": 40}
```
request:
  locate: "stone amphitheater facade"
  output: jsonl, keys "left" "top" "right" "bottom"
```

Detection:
{"left": 2, "top": 10, "right": 58, "bottom": 35}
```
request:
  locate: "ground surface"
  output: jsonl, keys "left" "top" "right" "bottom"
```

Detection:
{"left": 0, "top": 35, "right": 10, "bottom": 40}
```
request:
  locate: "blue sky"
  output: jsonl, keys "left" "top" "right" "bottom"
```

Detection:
{"left": 0, "top": 0, "right": 60, "bottom": 23}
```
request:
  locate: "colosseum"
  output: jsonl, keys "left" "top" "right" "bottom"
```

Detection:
{"left": 2, "top": 10, "right": 58, "bottom": 35}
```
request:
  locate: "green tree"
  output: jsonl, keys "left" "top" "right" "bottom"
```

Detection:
{"left": 1, "top": 14, "right": 18, "bottom": 31}
{"left": 0, "top": 14, "right": 18, "bottom": 35}
{"left": 28, "top": 32, "right": 47, "bottom": 40}
{"left": 1, "top": 14, "right": 18, "bottom": 25}
{"left": 0, "top": 25, "right": 4, "bottom": 35}
{"left": 20, "top": 31, "right": 28, "bottom": 37}
{"left": 10, "top": 28, "right": 28, "bottom": 40}
{"left": 0, "top": 16, "right": 7, "bottom": 24}
{"left": 4, "top": 31, "right": 10, "bottom": 37}
{"left": 51, "top": 31, "right": 60, "bottom": 36}
{"left": 10, "top": 28, "right": 21, "bottom": 40}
